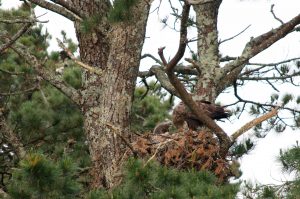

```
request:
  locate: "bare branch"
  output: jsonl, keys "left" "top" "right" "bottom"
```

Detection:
{"left": 239, "top": 71, "right": 300, "bottom": 81}
{"left": 219, "top": 24, "right": 251, "bottom": 44}
{"left": 56, "top": 38, "right": 102, "bottom": 75}
{"left": 231, "top": 107, "right": 279, "bottom": 141}
{"left": 0, "top": 23, "right": 32, "bottom": 54}
{"left": 270, "top": 4, "right": 284, "bottom": 25}
{"left": 187, "top": 0, "right": 214, "bottom": 5}
{"left": 150, "top": 66, "right": 179, "bottom": 97}
{"left": 220, "top": 13, "right": 300, "bottom": 85}
{"left": 0, "top": 86, "right": 38, "bottom": 96}
{"left": 0, "top": 18, "right": 48, "bottom": 24}
{"left": 27, "top": 0, "right": 82, "bottom": 21}
{"left": 160, "top": 2, "right": 231, "bottom": 157}
{"left": 141, "top": 53, "right": 162, "bottom": 64}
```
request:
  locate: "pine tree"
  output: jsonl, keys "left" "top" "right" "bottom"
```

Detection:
{"left": 1, "top": 0, "right": 300, "bottom": 197}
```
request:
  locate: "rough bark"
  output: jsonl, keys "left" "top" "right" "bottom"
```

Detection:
{"left": 72, "top": 1, "right": 151, "bottom": 188}
{"left": 193, "top": 1, "right": 222, "bottom": 102}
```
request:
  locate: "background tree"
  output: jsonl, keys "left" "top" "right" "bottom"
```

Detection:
{"left": 0, "top": 0, "right": 300, "bottom": 194}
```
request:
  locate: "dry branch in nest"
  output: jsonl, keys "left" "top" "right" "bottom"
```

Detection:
{"left": 131, "top": 128, "right": 235, "bottom": 182}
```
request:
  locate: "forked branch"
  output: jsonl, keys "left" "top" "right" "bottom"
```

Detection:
{"left": 158, "top": 1, "right": 231, "bottom": 157}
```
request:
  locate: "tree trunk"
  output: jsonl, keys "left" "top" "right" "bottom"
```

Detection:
{"left": 193, "top": 1, "right": 222, "bottom": 102}
{"left": 72, "top": 1, "right": 151, "bottom": 189}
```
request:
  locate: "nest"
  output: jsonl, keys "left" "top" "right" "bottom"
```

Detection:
{"left": 131, "top": 129, "right": 234, "bottom": 182}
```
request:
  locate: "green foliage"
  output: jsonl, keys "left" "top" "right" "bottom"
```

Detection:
{"left": 279, "top": 144, "right": 300, "bottom": 174}
{"left": 108, "top": 0, "right": 139, "bottom": 23}
{"left": 131, "top": 83, "right": 173, "bottom": 133}
{"left": 88, "top": 158, "right": 239, "bottom": 199}
{"left": 230, "top": 139, "right": 254, "bottom": 158}
{"left": 8, "top": 153, "right": 81, "bottom": 199}
{"left": 63, "top": 66, "right": 82, "bottom": 89}
{"left": 61, "top": 30, "right": 78, "bottom": 53}
{"left": 270, "top": 93, "right": 279, "bottom": 103}
{"left": 281, "top": 93, "right": 293, "bottom": 105}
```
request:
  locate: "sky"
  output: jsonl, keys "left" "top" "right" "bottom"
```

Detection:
{"left": 2, "top": 0, "right": 300, "bottom": 187}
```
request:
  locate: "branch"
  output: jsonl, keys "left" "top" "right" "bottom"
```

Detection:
{"left": 0, "top": 22, "right": 32, "bottom": 54}
{"left": 160, "top": 2, "right": 231, "bottom": 157}
{"left": 270, "top": 4, "right": 284, "bottom": 25}
{"left": 50, "top": 0, "right": 82, "bottom": 18}
{"left": 0, "top": 86, "right": 38, "bottom": 96}
{"left": 27, "top": 0, "right": 82, "bottom": 21}
{"left": 219, "top": 24, "right": 251, "bottom": 44}
{"left": 10, "top": 43, "right": 82, "bottom": 106}
{"left": 0, "top": 114, "right": 26, "bottom": 159}
{"left": 231, "top": 107, "right": 279, "bottom": 141}
{"left": 150, "top": 66, "right": 179, "bottom": 97}
{"left": 239, "top": 71, "right": 300, "bottom": 81}
{"left": 220, "top": 12, "right": 300, "bottom": 84}
{"left": 0, "top": 18, "right": 48, "bottom": 24}
{"left": 56, "top": 38, "right": 102, "bottom": 75}
{"left": 141, "top": 53, "right": 162, "bottom": 64}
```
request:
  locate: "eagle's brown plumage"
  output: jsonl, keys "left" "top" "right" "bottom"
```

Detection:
{"left": 172, "top": 101, "right": 231, "bottom": 131}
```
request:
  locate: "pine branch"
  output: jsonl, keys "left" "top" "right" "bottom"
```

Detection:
{"left": 27, "top": 0, "right": 82, "bottom": 21}
{"left": 10, "top": 43, "right": 82, "bottom": 106}
{"left": 0, "top": 114, "right": 26, "bottom": 159}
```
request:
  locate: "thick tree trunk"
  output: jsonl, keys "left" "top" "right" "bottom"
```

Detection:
{"left": 72, "top": 1, "right": 151, "bottom": 189}
{"left": 193, "top": 1, "right": 222, "bottom": 102}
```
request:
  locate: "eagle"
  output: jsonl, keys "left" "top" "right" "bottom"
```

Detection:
{"left": 172, "top": 100, "right": 231, "bottom": 131}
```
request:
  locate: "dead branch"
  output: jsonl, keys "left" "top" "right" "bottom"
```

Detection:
{"left": 219, "top": 12, "right": 300, "bottom": 88}
{"left": 158, "top": 1, "right": 231, "bottom": 157}
{"left": 231, "top": 107, "right": 279, "bottom": 141}
{"left": 219, "top": 24, "right": 251, "bottom": 44}
{"left": 0, "top": 18, "right": 48, "bottom": 24}
{"left": 56, "top": 38, "right": 102, "bottom": 75}
{"left": 0, "top": 86, "right": 38, "bottom": 96}
{"left": 270, "top": 4, "right": 284, "bottom": 25}
{"left": 0, "top": 23, "right": 32, "bottom": 54}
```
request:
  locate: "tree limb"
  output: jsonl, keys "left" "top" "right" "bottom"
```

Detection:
{"left": 219, "top": 24, "right": 251, "bottom": 44}
{"left": 270, "top": 4, "right": 284, "bottom": 25}
{"left": 231, "top": 107, "right": 279, "bottom": 141}
{"left": 219, "top": 13, "right": 300, "bottom": 87}
{"left": 160, "top": 1, "right": 231, "bottom": 157}
{"left": 10, "top": 43, "right": 82, "bottom": 106}
{"left": 0, "top": 22, "right": 32, "bottom": 54}
{"left": 56, "top": 38, "right": 102, "bottom": 75}
{"left": 27, "top": 0, "right": 82, "bottom": 21}
{"left": 0, "top": 114, "right": 26, "bottom": 159}
{"left": 50, "top": 0, "right": 83, "bottom": 18}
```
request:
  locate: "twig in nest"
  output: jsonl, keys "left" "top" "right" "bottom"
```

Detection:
{"left": 231, "top": 107, "right": 279, "bottom": 141}
{"left": 144, "top": 140, "right": 172, "bottom": 167}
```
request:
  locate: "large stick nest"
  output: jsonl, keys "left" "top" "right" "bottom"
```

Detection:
{"left": 131, "top": 129, "right": 236, "bottom": 182}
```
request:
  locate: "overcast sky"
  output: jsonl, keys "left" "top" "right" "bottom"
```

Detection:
{"left": 2, "top": 0, "right": 300, "bottom": 186}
